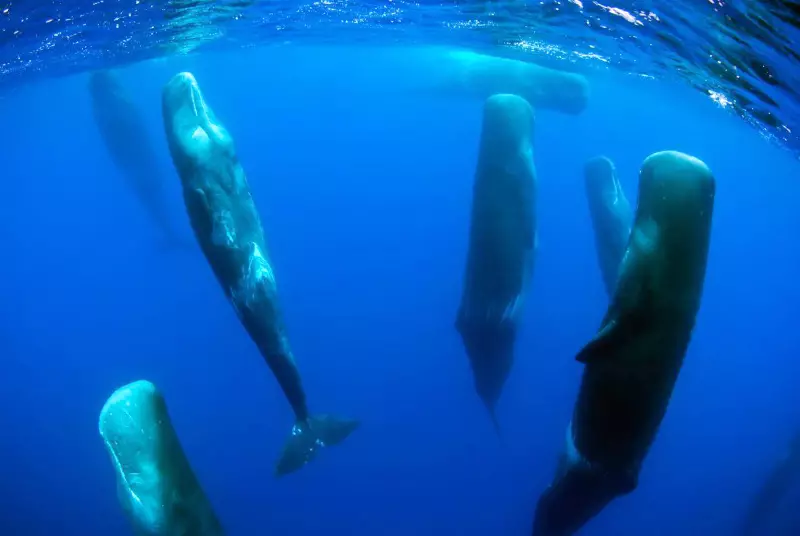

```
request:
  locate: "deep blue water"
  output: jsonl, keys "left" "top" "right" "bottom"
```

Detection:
{"left": 1, "top": 43, "right": 800, "bottom": 536}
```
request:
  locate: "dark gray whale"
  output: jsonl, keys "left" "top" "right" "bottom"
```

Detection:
{"left": 455, "top": 93, "right": 537, "bottom": 433}
{"left": 584, "top": 156, "right": 633, "bottom": 297}
{"left": 89, "top": 70, "right": 185, "bottom": 248}
{"left": 99, "top": 380, "right": 225, "bottom": 536}
{"left": 533, "top": 151, "right": 715, "bottom": 535}
{"left": 161, "top": 72, "right": 359, "bottom": 477}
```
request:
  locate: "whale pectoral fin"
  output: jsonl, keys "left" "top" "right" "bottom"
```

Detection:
{"left": 575, "top": 319, "right": 623, "bottom": 364}
{"left": 578, "top": 218, "right": 661, "bottom": 367}
{"left": 576, "top": 294, "right": 656, "bottom": 365}
{"left": 575, "top": 309, "right": 651, "bottom": 364}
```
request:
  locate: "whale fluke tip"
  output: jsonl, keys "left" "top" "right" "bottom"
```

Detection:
{"left": 275, "top": 414, "right": 360, "bottom": 477}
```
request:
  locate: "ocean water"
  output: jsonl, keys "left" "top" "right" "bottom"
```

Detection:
{"left": 1, "top": 2, "right": 799, "bottom": 536}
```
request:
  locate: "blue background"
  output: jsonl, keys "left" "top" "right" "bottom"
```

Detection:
{"left": 1, "top": 47, "right": 799, "bottom": 535}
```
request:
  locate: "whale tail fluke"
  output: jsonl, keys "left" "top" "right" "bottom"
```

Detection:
{"left": 275, "top": 414, "right": 360, "bottom": 477}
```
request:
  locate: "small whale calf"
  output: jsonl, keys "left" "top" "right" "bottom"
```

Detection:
{"left": 583, "top": 156, "right": 633, "bottom": 297}
{"left": 455, "top": 93, "right": 537, "bottom": 433}
{"left": 161, "top": 72, "right": 359, "bottom": 476}
{"left": 98, "top": 380, "right": 225, "bottom": 536}
{"left": 533, "top": 151, "right": 716, "bottom": 535}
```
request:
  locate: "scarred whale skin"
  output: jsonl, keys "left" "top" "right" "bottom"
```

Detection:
{"left": 98, "top": 380, "right": 225, "bottom": 536}
{"left": 161, "top": 71, "right": 359, "bottom": 477}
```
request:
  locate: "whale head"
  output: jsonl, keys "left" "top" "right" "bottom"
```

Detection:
{"left": 162, "top": 72, "right": 237, "bottom": 189}
{"left": 479, "top": 93, "right": 534, "bottom": 163}
{"left": 99, "top": 380, "right": 225, "bottom": 536}
{"left": 637, "top": 151, "right": 714, "bottom": 222}
{"left": 584, "top": 156, "right": 617, "bottom": 197}
{"left": 98, "top": 380, "right": 173, "bottom": 535}
{"left": 584, "top": 155, "right": 632, "bottom": 218}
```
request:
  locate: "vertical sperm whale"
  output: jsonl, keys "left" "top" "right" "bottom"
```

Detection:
{"left": 161, "top": 72, "right": 359, "bottom": 476}
{"left": 583, "top": 156, "right": 633, "bottom": 297}
{"left": 98, "top": 380, "right": 225, "bottom": 536}
{"left": 533, "top": 151, "right": 715, "bottom": 535}
{"left": 455, "top": 93, "right": 537, "bottom": 433}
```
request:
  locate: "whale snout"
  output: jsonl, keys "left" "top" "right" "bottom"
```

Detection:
{"left": 162, "top": 71, "right": 232, "bottom": 170}
{"left": 584, "top": 156, "right": 616, "bottom": 193}
{"left": 638, "top": 150, "right": 715, "bottom": 224}
{"left": 98, "top": 379, "right": 164, "bottom": 478}
{"left": 98, "top": 380, "right": 171, "bottom": 532}
{"left": 163, "top": 72, "right": 203, "bottom": 114}
{"left": 482, "top": 93, "right": 534, "bottom": 147}
{"left": 163, "top": 72, "right": 207, "bottom": 134}
{"left": 641, "top": 151, "right": 714, "bottom": 192}
{"left": 99, "top": 380, "right": 225, "bottom": 535}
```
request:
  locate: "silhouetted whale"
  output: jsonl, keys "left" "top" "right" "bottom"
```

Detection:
{"left": 261, "top": 46, "right": 590, "bottom": 115}
{"left": 533, "top": 151, "right": 715, "bottom": 535}
{"left": 421, "top": 48, "right": 589, "bottom": 115}
{"left": 584, "top": 156, "right": 633, "bottom": 297}
{"left": 741, "top": 428, "right": 800, "bottom": 535}
{"left": 161, "top": 72, "right": 359, "bottom": 477}
{"left": 455, "top": 93, "right": 537, "bottom": 433}
{"left": 89, "top": 70, "right": 186, "bottom": 249}
{"left": 98, "top": 380, "right": 225, "bottom": 536}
